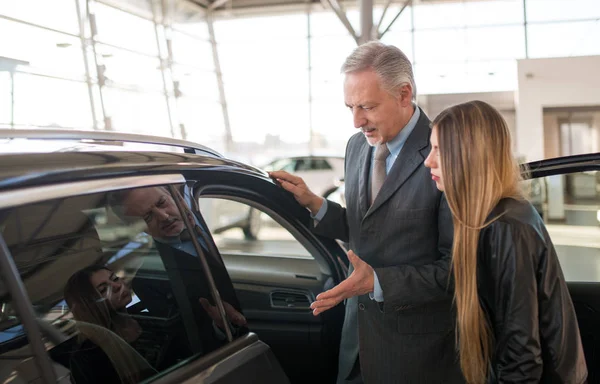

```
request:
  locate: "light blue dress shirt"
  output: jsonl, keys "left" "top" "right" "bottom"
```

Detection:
{"left": 313, "top": 106, "right": 421, "bottom": 302}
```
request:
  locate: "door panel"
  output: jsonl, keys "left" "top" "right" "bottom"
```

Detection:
{"left": 149, "top": 334, "right": 290, "bottom": 384}
{"left": 196, "top": 192, "right": 345, "bottom": 384}
{"left": 526, "top": 163, "right": 600, "bottom": 383}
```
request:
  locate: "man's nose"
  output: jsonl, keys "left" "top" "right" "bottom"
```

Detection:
{"left": 156, "top": 209, "right": 170, "bottom": 220}
{"left": 353, "top": 109, "right": 366, "bottom": 128}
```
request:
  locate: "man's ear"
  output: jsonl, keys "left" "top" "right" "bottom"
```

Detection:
{"left": 397, "top": 84, "right": 412, "bottom": 107}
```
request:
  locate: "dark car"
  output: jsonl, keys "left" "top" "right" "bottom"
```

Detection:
{"left": 0, "top": 130, "right": 598, "bottom": 384}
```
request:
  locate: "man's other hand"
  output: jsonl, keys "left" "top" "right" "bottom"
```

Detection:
{"left": 309, "top": 250, "right": 374, "bottom": 316}
{"left": 199, "top": 298, "right": 247, "bottom": 330}
{"left": 268, "top": 170, "right": 324, "bottom": 215}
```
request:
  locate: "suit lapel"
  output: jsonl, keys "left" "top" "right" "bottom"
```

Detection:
{"left": 357, "top": 140, "right": 373, "bottom": 218}
{"left": 365, "top": 108, "right": 431, "bottom": 218}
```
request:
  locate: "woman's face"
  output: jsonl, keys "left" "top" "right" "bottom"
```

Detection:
{"left": 89, "top": 269, "right": 132, "bottom": 310}
{"left": 424, "top": 126, "right": 445, "bottom": 191}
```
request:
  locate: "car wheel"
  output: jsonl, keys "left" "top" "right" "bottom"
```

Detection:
{"left": 243, "top": 208, "right": 262, "bottom": 240}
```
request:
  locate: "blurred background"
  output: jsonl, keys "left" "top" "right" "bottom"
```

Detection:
{"left": 0, "top": 0, "right": 599, "bottom": 166}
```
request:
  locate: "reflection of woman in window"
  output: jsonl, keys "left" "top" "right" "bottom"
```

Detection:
{"left": 64, "top": 266, "right": 156, "bottom": 384}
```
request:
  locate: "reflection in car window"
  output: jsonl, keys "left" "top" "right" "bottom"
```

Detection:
{"left": 527, "top": 171, "right": 600, "bottom": 282}
{"left": 0, "top": 184, "right": 245, "bottom": 384}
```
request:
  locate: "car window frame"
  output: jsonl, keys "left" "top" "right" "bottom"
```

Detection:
{"left": 191, "top": 179, "right": 347, "bottom": 284}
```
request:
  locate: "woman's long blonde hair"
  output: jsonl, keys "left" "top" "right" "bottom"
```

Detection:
{"left": 432, "top": 101, "right": 523, "bottom": 384}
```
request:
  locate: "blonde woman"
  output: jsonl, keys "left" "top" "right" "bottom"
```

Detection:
{"left": 424, "top": 100, "right": 587, "bottom": 384}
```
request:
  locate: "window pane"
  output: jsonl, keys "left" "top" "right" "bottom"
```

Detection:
{"left": 414, "top": 2, "right": 466, "bottom": 29}
{"left": 526, "top": 0, "right": 600, "bottom": 22}
{"left": 464, "top": 0, "right": 524, "bottom": 26}
{"left": 311, "top": 68, "right": 344, "bottom": 102}
{"left": 218, "top": 39, "right": 308, "bottom": 75}
{"left": 173, "top": 66, "right": 219, "bottom": 101}
{"left": 93, "top": 2, "right": 158, "bottom": 56}
{"left": 0, "top": 0, "right": 79, "bottom": 34}
{"left": 414, "top": 29, "right": 467, "bottom": 63}
{"left": 178, "top": 98, "right": 225, "bottom": 149}
{"left": 171, "top": 31, "right": 214, "bottom": 70}
{"left": 104, "top": 87, "right": 171, "bottom": 135}
{"left": 310, "top": 36, "right": 356, "bottom": 73}
{"left": 0, "top": 184, "right": 243, "bottom": 382}
{"left": 311, "top": 101, "right": 354, "bottom": 154}
{"left": 528, "top": 21, "right": 600, "bottom": 58}
{"left": 228, "top": 101, "right": 310, "bottom": 144}
{"left": 199, "top": 198, "right": 312, "bottom": 258}
{"left": 310, "top": 11, "right": 354, "bottom": 37}
{"left": 97, "top": 44, "right": 164, "bottom": 91}
{"left": 214, "top": 14, "right": 307, "bottom": 42}
{"left": 528, "top": 172, "right": 600, "bottom": 282}
{"left": 377, "top": 4, "right": 412, "bottom": 32}
{"left": 12, "top": 74, "right": 92, "bottom": 128}
{"left": 466, "top": 26, "right": 525, "bottom": 60}
{"left": 0, "top": 73, "right": 12, "bottom": 124}
{"left": 0, "top": 19, "right": 85, "bottom": 78}
{"left": 415, "top": 60, "right": 517, "bottom": 94}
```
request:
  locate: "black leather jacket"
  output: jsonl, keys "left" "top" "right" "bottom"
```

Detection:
{"left": 478, "top": 198, "right": 587, "bottom": 383}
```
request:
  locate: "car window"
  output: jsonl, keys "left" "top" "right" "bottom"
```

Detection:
{"left": 198, "top": 198, "right": 312, "bottom": 259}
{"left": 311, "top": 159, "right": 333, "bottom": 170}
{"left": 266, "top": 159, "right": 295, "bottom": 173}
{"left": 528, "top": 170, "right": 600, "bottom": 282}
{"left": 0, "top": 184, "right": 243, "bottom": 383}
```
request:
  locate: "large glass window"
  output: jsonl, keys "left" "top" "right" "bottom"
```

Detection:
{"left": 96, "top": 44, "right": 164, "bottom": 91}
{"left": 13, "top": 74, "right": 92, "bottom": 129}
{"left": 0, "top": 0, "right": 79, "bottom": 34}
{"left": 170, "top": 31, "right": 214, "bottom": 70}
{"left": 0, "top": 19, "right": 85, "bottom": 79}
{"left": 92, "top": 2, "right": 158, "bottom": 56}
{"left": 103, "top": 88, "right": 171, "bottom": 135}
{"left": 528, "top": 21, "right": 600, "bottom": 58}
{"left": 526, "top": 0, "right": 600, "bottom": 22}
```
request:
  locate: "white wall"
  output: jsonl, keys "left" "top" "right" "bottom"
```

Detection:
{"left": 516, "top": 56, "right": 600, "bottom": 161}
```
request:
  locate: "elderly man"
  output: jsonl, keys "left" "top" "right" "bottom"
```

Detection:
{"left": 108, "top": 186, "right": 246, "bottom": 351}
{"left": 270, "top": 42, "right": 463, "bottom": 383}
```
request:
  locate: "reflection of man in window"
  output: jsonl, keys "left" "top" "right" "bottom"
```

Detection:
{"left": 108, "top": 186, "right": 246, "bottom": 353}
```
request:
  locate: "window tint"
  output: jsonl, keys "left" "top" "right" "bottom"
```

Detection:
{"left": 0, "top": 184, "right": 245, "bottom": 383}
{"left": 528, "top": 171, "right": 600, "bottom": 282}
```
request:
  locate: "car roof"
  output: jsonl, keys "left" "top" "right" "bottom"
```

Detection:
{"left": 0, "top": 151, "right": 269, "bottom": 193}
{"left": 0, "top": 129, "right": 270, "bottom": 192}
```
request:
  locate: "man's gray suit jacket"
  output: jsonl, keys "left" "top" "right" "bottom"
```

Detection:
{"left": 314, "top": 108, "right": 464, "bottom": 383}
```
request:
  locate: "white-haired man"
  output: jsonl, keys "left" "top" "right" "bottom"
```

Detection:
{"left": 270, "top": 42, "right": 463, "bottom": 383}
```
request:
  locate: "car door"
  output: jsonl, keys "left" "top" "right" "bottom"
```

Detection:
{"left": 0, "top": 174, "right": 289, "bottom": 384}
{"left": 188, "top": 169, "right": 348, "bottom": 384}
{"left": 525, "top": 153, "right": 600, "bottom": 383}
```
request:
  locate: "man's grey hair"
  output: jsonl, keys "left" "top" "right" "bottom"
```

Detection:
{"left": 341, "top": 41, "right": 417, "bottom": 100}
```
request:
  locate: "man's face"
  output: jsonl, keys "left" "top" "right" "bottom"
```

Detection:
{"left": 123, "top": 187, "right": 186, "bottom": 238}
{"left": 344, "top": 69, "right": 414, "bottom": 146}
